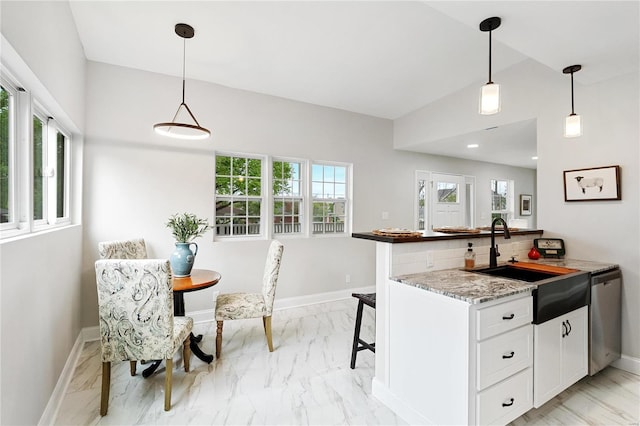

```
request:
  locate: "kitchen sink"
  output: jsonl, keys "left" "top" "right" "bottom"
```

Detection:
{"left": 473, "top": 265, "right": 559, "bottom": 282}
{"left": 470, "top": 263, "right": 591, "bottom": 324}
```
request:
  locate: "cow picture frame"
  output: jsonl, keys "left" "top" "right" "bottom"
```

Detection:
{"left": 563, "top": 165, "right": 621, "bottom": 202}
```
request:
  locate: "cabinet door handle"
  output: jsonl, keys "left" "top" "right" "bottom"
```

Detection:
{"left": 566, "top": 319, "right": 572, "bottom": 336}
{"left": 502, "top": 313, "right": 515, "bottom": 320}
{"left": 502, "top": 351, "right": 515, "bottom": 359}
{"left": 562, "top": 321, "right": 567, "bottom": 338}
{"left": 502, "top": 398, "right": 515, "bottom": 407}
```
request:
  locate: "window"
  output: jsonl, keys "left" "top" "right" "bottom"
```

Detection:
{"left": 273, "top": 159, "right": 303, "bottom": 235}
{"left": 215, "top": 154, "right": 264, "bottom": 237}
{"left": 214, "top": 154, "right": 351, "bottom": 239}
{"left": 1, "top": 82, "right": 16, "bottom": 226}
{"left": 491, "top": 179, "right": 513, "bottom": 222}
{"left": 312, "top": 163, "right": 348, "bottom": 235}
{"left": 0, "top": 72, "right": 73, "bottom": 238}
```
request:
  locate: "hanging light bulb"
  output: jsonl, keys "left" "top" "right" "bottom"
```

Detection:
{"left": 154, "top": 23, "right": 211, "bottom": 140}
{"left": 563, "top": 65, "right": 582, "bottom": 138}
{"left": 479, "top": 17, "right": 502, "bottom": 115}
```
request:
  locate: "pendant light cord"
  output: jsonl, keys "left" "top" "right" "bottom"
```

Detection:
{"left": 488, "top": 30, "right": 493, "bottom": 84}
{"left": 182, "top": 36, "right": 186, "bottom": 104}
{"left": 570, "top": 71, "right": 575, "bottom": 115}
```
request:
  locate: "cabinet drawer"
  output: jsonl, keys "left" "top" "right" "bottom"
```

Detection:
{"left": 477, "top": 367, "right": 533, "bottom": 426}
{"left": 477, "top": 296, "right": 532, "bottom": 340}
{"left": 477, "top": 325, "right": 533, "bottom": 390}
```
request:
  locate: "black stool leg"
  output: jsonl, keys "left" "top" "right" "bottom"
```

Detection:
{"left": 350, "top": 300, "right": 365, "bottom": 369}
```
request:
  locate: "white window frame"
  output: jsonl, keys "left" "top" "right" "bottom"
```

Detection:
{"left": 490, "top": 178, "right": 514, "bottom": 222}
{"left": 0, "top": 78, "right": 18, "bottom": 232}
{"left": 310, "top": 160, "right": 352, "bottom": 237}
{"left": 0, "top": 70, "right": 73, "bottom": 239}
{"left": 272, "top": 156, "right": 307, "bottom": 238}
{"left": 214, "top": 151, "right": 267, "bottom": 240}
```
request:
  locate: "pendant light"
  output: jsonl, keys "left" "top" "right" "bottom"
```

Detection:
{"left": 479, "top": 17, "right": 502, "bottom": 115}
{"left": 563, "top": 64, "right": 582, "bottom": 138}
{"left": 154, "top": 23, "right": 211, "bottom": 140}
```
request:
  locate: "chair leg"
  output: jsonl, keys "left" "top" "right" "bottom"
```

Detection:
{"left": 164, "top": 358, "right": 173, "bottom": 411}
{"left": 129, "top": 361, "right": 137, "bottom": 376}
{"left": 100, "top": 362, "right": 111, "bottom": 416}
{"left": 216, "top": 320, "right": 223, "bottom": 359}
{"left": 263, "top": 316, "right": 274, "bottom": 352}
{"left": 183, "top": 335, "right": 191, "bottom": 372}
{"left": 350, "top": 300, "right": 365, "bottom": 369}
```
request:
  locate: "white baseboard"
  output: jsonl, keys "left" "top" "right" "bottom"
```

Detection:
{"left": 612, "top": 354, "right": 640, "bottom": 376}
{"left": 38, "top": 332, "right": 86, "bottom": 426}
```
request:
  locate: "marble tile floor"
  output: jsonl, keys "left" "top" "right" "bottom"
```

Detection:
{"left": 54, "top": 299, "right": 639, "bottom": 425}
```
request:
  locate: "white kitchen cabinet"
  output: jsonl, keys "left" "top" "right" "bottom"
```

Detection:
{"left": 383, "top": 280, "right": 533, "bottom": 425}
{"left": 533, "top": 305, "right": 588, "bottom": 407}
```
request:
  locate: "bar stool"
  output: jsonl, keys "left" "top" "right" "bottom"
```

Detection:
{"left": 350, "top": 292, "right": 376, "bottom": 369}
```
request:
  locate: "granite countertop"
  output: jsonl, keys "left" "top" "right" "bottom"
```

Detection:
{"left": 533, "top": 258, "right": 618, "bottom": 274}
{"left": 393, "top": 269, "right": 536, "bottom": 305}
{"left": 392, "top": 259, "right": 618, "bottom": 305}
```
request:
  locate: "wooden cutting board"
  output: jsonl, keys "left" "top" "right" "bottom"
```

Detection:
{"left": 509, "top": 262, "right": 578, "bottom": 275}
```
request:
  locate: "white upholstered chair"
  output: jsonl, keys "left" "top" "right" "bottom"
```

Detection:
{"left": 98, "top": 238, "right": 149, "bottom": 376}
{"left": 215, "top": 240, "right": 284, "bottom": 358}
{"left": 95, "top": 259, "right": 193, "bottom": 415}
{"left": 98, "top": 238, "right": 148, "bottom": 260}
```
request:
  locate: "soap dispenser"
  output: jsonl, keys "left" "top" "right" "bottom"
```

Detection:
{"left": 465, "top": 242, "right": 476, "bottom": 269}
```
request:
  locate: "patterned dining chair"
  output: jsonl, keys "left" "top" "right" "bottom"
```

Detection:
{"left": 98, "top": 238, "right": 148, "bottom": 376}
{"left": 95, "top": 259, "right": 193, "bottom": 415}
{"left": 98, "top": 238, "right": 148, "bottom": 261}
{"left": 215, "top": 240, "right": 284, "bottom": 358}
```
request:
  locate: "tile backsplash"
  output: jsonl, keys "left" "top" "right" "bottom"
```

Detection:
{"left": 391, "top": 236, "right": 536, "bottom": 276}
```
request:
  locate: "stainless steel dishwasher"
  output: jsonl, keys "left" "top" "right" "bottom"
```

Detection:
{"left": 589, "top": 268, "right": 622, "bottom": 375}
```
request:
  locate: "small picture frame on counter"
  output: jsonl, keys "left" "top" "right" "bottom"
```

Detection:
{"left": 563, "top": 165, "right": 621, "bottom": 202}
{"left": 520, "top": 194, "right": 532, "bottom": 216}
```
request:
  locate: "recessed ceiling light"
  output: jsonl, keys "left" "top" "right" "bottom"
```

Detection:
{"left": 532, "top": 156, "right": 538, "bottom": 160}
{"left": 467, "top": 144, "right": 479, "bottom": 148}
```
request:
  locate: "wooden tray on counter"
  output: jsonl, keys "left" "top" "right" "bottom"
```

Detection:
{"left": 432, "top": 227, "right": 481, "bottom": 234}
{"left": 372, "top": 229, "right": 423, "bottom": 237}
{"left": 510, "top": 262, "right": 579, "bottom": 275}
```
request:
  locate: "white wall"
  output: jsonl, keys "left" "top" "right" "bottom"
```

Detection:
{"left": 81, "top": 60, "right": 536, "bottom": 326}
{"left": 0, "top": 2, "right": 86, "bottom": 425}
{"left": 395, "top": 60, "right": 640, "bottom": 362}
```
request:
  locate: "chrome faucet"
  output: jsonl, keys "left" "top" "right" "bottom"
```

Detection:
{"left": 490, "top": 217, "right": 511, "bottom": 268}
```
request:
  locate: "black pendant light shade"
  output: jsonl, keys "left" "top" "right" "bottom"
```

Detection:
{"left": 479, "top": 17, "right": 501, "bottom": 115}
{"left": 154, "top": 23, "right": 211, "bottom": 140}
{"left": 563, "top": 64, "right": 582, "bottom": 138}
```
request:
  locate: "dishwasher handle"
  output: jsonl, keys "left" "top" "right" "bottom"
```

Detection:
{"left": 591, "top": 269, "right": 621, "bottom": 285}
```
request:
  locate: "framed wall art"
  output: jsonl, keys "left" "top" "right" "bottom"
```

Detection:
{"left": 520, "top": 194, "right": 532, "bottom": 216}
{"left": 563, "top": 165, "right": 621, "bottom": 202}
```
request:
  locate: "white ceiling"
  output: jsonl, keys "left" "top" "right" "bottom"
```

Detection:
{"left": 68, "top": 1, "right": 639, "bottom": 168}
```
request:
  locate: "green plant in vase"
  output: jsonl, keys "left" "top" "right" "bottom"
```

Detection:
{"left": 166, "top": 213, "right": 211, "bottom": 277}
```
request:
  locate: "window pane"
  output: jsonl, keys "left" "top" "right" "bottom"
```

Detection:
{"left": 0, "top": 86, "right": 12, "bottom": 224}
{"left": 56, "top": 132, "right": 66, "bottom": 218}
{"left": 33, "top": 116, "right": 44, "bottom": 220}
{"left": 246, "top": 177, "right": 261, "bottom": 196}
{"left": 247, "top": 200, "right": 261, "bottom": 216}
{"left": 323, "top": 165, "right": 335, "bottom": 181}
{"left": 436, "top": 182, "right": 458, "bottom": 203}
{"left": 216, "top": 176, "right": 231, "bottom": 195}
{"left": 334, "top": 166, "right": 346, "bottom": 183}
{"left": 312, "top": 164, "right": 323, "bottom": 181}
{"left": 216, "top": 155, "right": 231, "bottom": 176}
{"left": 232, "top": 157, "right": 246, "bottom": 176}
{"left": 247, "top": 158, "right": 261, "bottom": 177}
{"left": 215, "top": 199, "right": 231, "bottom": 217}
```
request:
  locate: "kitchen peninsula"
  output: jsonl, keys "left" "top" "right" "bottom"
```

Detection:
{"left": 351, "top": 229, "right": 617, "bottom": 425}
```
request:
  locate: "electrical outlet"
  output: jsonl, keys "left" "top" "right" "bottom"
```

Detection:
{"left": 426, "top": 252, "right": 434, "bottom": 268}
{"left": 381, "top": 211, "right": 389, "bottom": 220}
{"left": 345, "top": 274, "right": 351, "bottom": 284}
